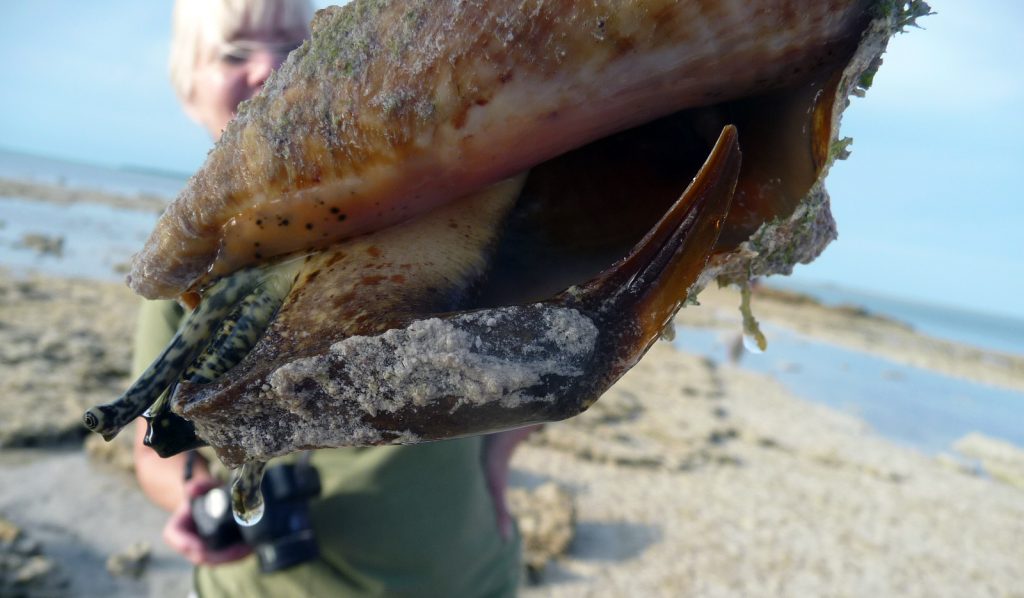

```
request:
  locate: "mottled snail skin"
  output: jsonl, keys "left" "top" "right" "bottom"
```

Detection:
{"left": 142, "top": 279, "right": 291, "bottom": 456}
{"left": 182, "top": 283, "right": 289, "bottom": 384}
{"left": 83, "top": 268, "right": 268, "bottom": 440}
{"left": 127, "top": 0, "right": 873, "bottom": 300}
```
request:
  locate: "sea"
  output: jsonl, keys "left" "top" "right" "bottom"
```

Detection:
{"left": 1, "top": 148, "right": 1021, "bottom": 455}
{"left": 768, "top": 278, "right": 1024, "bottom": 358}
{"left": 674, "top": 324, "right": 1024, "bottom": 453}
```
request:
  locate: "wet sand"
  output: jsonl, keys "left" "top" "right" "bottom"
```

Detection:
{"left": 0, "top": 176, "right": 169, "bottom": 213}
{"left": 1, "top": 270, "right": 1022, "bottom": 596}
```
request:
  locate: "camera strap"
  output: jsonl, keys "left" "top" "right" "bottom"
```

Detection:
{"left": 184, "top": 450, "right": 197, "bottom": 481}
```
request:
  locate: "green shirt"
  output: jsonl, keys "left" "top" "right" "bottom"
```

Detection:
{"left": 134, "top": 300, "right": 521, "bottom": 597}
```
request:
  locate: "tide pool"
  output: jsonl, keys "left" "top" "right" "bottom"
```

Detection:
{"left": 674, "top": 323, "right": 1024, "bottom": 454}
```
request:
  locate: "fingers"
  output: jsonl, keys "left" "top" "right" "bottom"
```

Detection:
{"left": 482, "top": 426, "right": 542, "bottom": 540}
{"left": 184, "top": 476, "right": 221, "bottom": 499}
{"left": 489, "top": 479, "right": 513, "bottom": 541}
{"left": 163, "top": 480, "right": 253, "bottom": 566}
{"left": 482, "top": 433, "right": 518, "bottom": 541}
{"left": 482, "top": 451, "right": 511, "bottom": 540}
{"left": 163, "top": 497, "right": 207, "bottom": 564}
{"left": 197, "top": 541, "right": 254, "bottom": 566}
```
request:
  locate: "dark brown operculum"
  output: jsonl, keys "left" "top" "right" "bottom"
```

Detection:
{"left": 178, "top": 127, "right": 740, "bottom": 467}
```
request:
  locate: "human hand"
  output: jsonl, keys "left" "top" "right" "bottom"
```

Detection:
{"left": 482, "top": 425, "right": 541, "bottom": 541}
{"left": 163, "top": 477, "right": 252, "bottom": 566}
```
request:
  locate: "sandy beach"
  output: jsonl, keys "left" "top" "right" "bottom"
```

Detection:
{"left": 1, "top": 259, "right": 1022, "bottom": 597}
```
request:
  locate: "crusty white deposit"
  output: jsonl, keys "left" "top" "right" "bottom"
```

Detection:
{"left": 269, "top": 306, "right": 598, "bottom": 417}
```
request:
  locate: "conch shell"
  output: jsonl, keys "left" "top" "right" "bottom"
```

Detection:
{"left": 86, "top": 1, "right": 929, "bottom": 474}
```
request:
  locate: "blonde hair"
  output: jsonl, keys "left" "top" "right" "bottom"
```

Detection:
{"left": 168, "top": 0, "right": 314, "bottom": 101}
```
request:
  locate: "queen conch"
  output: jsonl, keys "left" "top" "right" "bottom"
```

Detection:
{"left": 84, "top": 0, "right": 928, "bottom": 519}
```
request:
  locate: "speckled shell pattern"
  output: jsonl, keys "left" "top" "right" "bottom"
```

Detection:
{"left": 127, "top": 0, "right": 873, "bottom": 300}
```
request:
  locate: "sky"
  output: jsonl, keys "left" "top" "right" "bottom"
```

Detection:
{"left": 1, "top": 1, "right": 1022, "bottom": 320}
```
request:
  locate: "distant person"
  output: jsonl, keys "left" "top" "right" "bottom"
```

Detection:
{"left": 132, "top": 1, "right": 530, "bottom": 595}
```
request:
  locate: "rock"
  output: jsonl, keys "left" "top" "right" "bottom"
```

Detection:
{"left": 0, "top": 515, "right": 66, "bottom": 596}
{"left": 105, "top": 541, "right": 151, "bottom": 579}
{"left": 17, "top": 233, "right": 64, "bottom": 257}
{"left": 954, "top": 433, "right": 1024, "bottom": 490}
{"left": 14, "top": 555, "right": 54, "bottom": 584}
{"left": 508, "top": 482, "right": 576, "bottom": 583}
{"left": 0, "top": 273, "right": 136, "bottom": 447}
{"left": 0, "top": 517, "right": 20, "bottom": 545}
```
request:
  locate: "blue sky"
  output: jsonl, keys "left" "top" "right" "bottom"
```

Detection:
{"left": 1, "top": 1, "right": 1022, "bottom": 320}
{"left": 795, "top": 0, "right": 1024, "bottom": 320}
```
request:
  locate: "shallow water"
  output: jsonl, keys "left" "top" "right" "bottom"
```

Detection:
{"left": 0, "top": 148, "right": 186, "bottom": 199}
{"left": 770, "top": 279, "right": 1024, "bottom": 357}
{"left": 675, "top": 323, "right": 1024, "bottom": 454}
{"left": 0, "top": 195, "right": 157, "bottom": 281}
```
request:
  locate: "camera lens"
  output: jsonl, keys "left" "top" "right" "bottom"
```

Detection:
{"left": 191, "top": 462, "right": 321, "bottom": 571}
{"left": 192, "top": 487, "right": 243, "bottom": 551}
{"left": 238, "top": 463, "right": 322, "bottom": 572}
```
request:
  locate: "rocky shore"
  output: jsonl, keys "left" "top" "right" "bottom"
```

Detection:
{"left": 0, "top": 273, "right": 137, "bottom": 448}
{"left": 1, "top": 270, "right": 1022, "bottom": 596}
{"left": 516, "top": 342, "right": 1024, "bottom": 596}
{"left": 0, "top": 177, "right": 169, "bottom": 214}
{"left": 679, "top": 285, "right": 1024, "bottom": 393}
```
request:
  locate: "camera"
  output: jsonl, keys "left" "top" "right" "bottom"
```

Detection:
{"left": 191, "top": 461, "right": 322, "bottom": 572}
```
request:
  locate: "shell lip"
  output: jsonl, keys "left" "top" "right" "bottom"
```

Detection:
{"left": 168, "top": 125, "right": 740, "bottom": 466}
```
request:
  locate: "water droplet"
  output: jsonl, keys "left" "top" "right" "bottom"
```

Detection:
{"left": 231, "top": 461, "right": 267, "bottom": 527}
{"left": 233, "top": 496, "right": 265, "bottom": 527}
{"left": 742, "top": 331, "right": 766, "bottom": 354}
